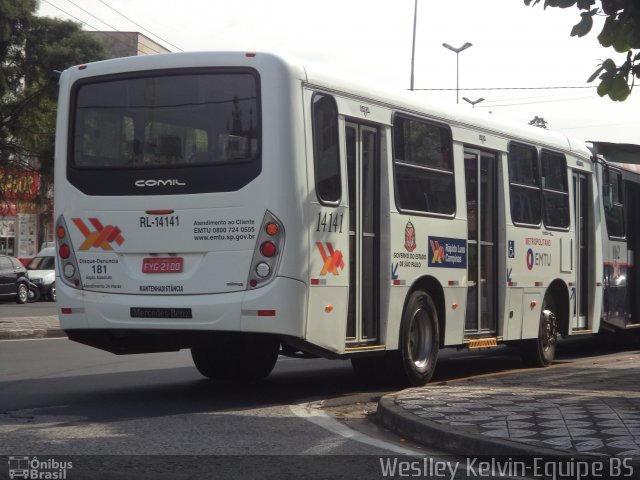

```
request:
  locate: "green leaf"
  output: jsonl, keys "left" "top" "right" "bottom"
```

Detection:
{"left": 546, "top": 0, "right": 577, "bottom": 7}
{"left": 588, "top": 65, "right": 605, "bottom": 83}
{"left": 598, "top": 17, "right": 618, "bottom": 48}
{"left": 611, "top": 21, "right": 633, "bottom": 52}
{"left": 630, "top": 29, "right": 640, "bottom": 49}
{"left": 571, "top": 12, "right": 594, "bottom": 37}
{"left": 608, "top": 74, "right": 631, "bottom": 101}
{"left": 597, "top": 77, "right": 613, "bottom": 96}
{"left": 602, "top": 58, "right": 617, "bottom": 72}
{"left": 600, "top": 0, "right": 617, "bottom": 15}
{"left": 576, "top": 0, "right": 595, "bottom": 9}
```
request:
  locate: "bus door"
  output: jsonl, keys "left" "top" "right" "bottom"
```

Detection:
{"left": 345, "top": 122, "right": 380, "bottom": 346}
{"left": 572, "top": 172, "right": 590, "bottom": 329}
{"left": 625, "top": 180, "right": 640, "bottom": 327}
{"left": 464, "top": 149, "right": 498, "bottom": 335}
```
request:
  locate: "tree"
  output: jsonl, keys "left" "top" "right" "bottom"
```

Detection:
{"left": 529, "top": 115, "right": 550, "bottom": 129}
{"left": 525, "top": 0, "right": 639, "bottom": 101}
{"left": 1, "top": 0, "right": 105, "bottom": 202}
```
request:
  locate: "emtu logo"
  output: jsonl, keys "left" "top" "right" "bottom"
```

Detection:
{"left": 73, "top": 218, "right": 125, "bottom": 251}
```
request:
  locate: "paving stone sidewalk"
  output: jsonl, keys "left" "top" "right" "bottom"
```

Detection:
{"left": 378, "top": 353, "right": 640, "bottom": 462}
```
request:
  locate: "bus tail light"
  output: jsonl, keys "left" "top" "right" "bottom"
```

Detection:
{"left": 59, "top": 243, "right": 71, "bottom": 259}
{"left": 247, "top": 211, "right": 284, "bottom": 289}
{"left": 55, "top": 215, "right": 83, "bottom": 289}
{"left": 260, "top": 241, "right": 277, "bottom": 258}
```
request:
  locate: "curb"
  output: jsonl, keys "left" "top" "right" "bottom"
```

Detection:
{"left": 376, "top": 394, "right": 579, "bottom": 460}
{"left": 0, "top": 329, "right": 66, "bottom": 340}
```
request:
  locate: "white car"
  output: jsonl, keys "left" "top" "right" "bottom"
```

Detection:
{"left": 26, "top": 247, "right": 56, "bottom": 301}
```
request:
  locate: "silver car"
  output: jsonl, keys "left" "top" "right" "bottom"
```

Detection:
{"left": 26, "top": 247, "right": 56, "bottom": 301}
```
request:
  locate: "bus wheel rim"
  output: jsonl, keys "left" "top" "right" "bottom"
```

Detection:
{"left": 409, "top": 308, "right": 432, "bottom": 371}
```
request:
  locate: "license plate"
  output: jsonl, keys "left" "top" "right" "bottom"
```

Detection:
{"left": 130, "top": 307, "right": 192, "bottom": 319}
{"left": 142, "top": 257, "right": 183, "bottom": 274}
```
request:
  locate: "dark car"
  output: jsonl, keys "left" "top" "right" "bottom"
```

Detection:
{"left": 0, "top": 254, "right": 30, "bottom": 304}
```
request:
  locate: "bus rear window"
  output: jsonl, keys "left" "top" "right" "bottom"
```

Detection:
{"left": 72, "top": 71, "right": 259, "bottom": 169}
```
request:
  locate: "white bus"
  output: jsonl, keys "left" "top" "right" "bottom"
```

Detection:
{"left": 592, "top": 142, "right": 640, "bottom": 334}
{"left": 54, "top": 51, "right": 605, "bottom": 386}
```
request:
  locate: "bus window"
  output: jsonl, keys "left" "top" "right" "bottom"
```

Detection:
{"left": 392, "top": 115, "right": 454, "bottom": 215}
{"left": 541, "top": 150, "right": 569, "bottom": 229}
{"left": 604, "top": 169, "right": 625, "bottom": 238}
{"left": 508, "top": 143, "right": 541, "bottom": 226}
{"left": 73, "top": 72, "right": 258, "bottom": 168}
{"left": 68, "top": 69, "right": 261, "bottom": 196}
{"left": 312, "top": 94, "right": 341, "bottom": 204}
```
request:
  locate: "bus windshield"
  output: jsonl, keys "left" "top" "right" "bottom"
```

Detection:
{"left": 71, "top": 70, "right": 260, "bottom": 169}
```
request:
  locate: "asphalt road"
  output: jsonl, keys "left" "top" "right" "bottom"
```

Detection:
{"left": 1, "top": 338, "right": 431, "bottom": 479}
{"left": 0, "top": 300, "right": 57, "bottom": 318}
{"left": 1, "top": 325, "right": 635, "bottom": 479}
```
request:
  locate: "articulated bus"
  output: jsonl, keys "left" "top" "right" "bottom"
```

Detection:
{"left": 53, "top": 51, "right": 634, "bottom": 386}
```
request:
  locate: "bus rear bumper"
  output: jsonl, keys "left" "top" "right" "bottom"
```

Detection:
{"left": 57, "top": 276, "right": 307, "bottom": 339}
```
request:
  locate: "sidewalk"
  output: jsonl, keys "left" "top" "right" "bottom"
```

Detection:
{"left": 378, "top": 352, "right": 640, "bottom": 461}
{"left": 0, "top": 315, "right": 64, "bottom": 340}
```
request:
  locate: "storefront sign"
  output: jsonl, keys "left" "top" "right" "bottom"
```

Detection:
{"left": 0, "top": 169, "right": 40, "bottom": 200}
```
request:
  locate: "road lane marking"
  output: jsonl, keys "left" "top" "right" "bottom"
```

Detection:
{"left": 290, "top": 400, "right": 422, "bottom": 456}
{"left": 1, "top": 337, "right": 68, "bottom": 342}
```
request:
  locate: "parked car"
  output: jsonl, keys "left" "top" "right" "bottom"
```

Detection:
{"left": 26, "top": 247, "right": 56, "bottom": 301}
{"left": 0, "top": 254, "right": 30, "bottom": 303}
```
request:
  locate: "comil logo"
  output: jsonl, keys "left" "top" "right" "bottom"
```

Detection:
{"left": 73, "top": 218, "right": 125, "bottom": 251}
{"left": 134, "top": 178, "right": 186, "bottom": 187}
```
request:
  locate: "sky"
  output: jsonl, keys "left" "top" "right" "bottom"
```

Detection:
{"left": 37, "top": 0, "right": 639, "bottom": 144}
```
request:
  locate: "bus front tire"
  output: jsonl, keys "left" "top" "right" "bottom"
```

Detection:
{"left": 191, "top": 334, "right": 280, "bottom": 382}
{"left": 520, "top": 295, "right": 557, "bottom": 367}
{"left": 390, "top": 290, "right": 440, "bottom": 386}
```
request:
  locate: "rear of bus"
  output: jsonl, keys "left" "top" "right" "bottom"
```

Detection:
{"left": 54, "top": 52, "right": 308, "bottom": 379}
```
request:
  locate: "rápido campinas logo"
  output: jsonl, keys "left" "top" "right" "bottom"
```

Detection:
{"left": 8, "top": 456, "right": 73, "bottom": 479}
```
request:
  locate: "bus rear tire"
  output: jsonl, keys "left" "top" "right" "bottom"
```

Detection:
{"left": 191, "top": 334, "right": 280, "bottom": 382}
{"left": 520, "top": 295, "right": 557, "bottom": 367}
{"left": 388, "top": 290, "right": 440, "bottom": 386}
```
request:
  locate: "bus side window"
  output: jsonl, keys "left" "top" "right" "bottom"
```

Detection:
{"left": 392, "top": 115, "right": 455, "bottom": 215}
{"left": 312, "top": 94, "right": 341, "bottom": 204}
{"left": 541, "top": 150, "right": 569, "bottom": 229}
{"left": 604, "top": 169, "right": 625, "bottom": 238}
{"left": 508, "top": 143, "right": 541, "bottom": 226}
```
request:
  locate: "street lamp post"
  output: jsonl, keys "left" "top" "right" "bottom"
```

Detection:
{"left": 410, "top": 0, "right": 418, "bottom": 91}
{"left": 463, "top": 97, "right": 485, "bottom": 108}
{"left": 442, "top": 42, "right": 472, "bottom": 104}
